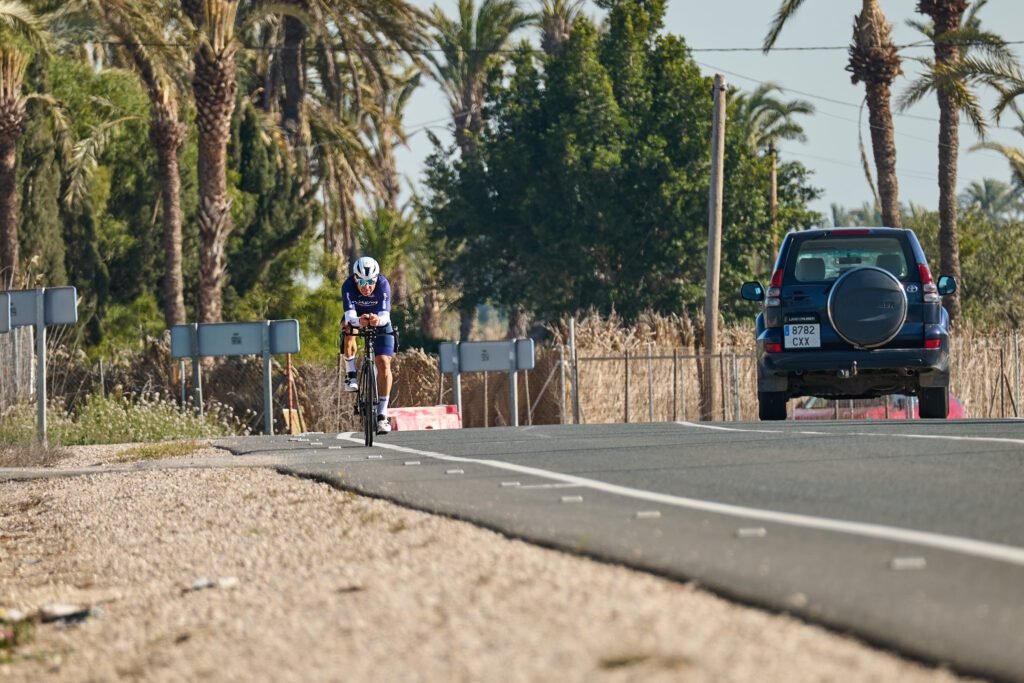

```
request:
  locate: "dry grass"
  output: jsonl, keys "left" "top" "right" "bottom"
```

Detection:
{"left": 113, "top": 441, "right": 207, "bottom": 463}
{"left": 4, "top": 316, "right": 1018, "bottom": 436}
{"left": 363, "top": 314, "right": 1021, "bottom": 426}
{"left": 0, "top": 443, "right": 69, "bottom": 468}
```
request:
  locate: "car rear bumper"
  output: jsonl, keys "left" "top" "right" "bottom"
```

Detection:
{"left": 756, "top": 341, "right": 950, "bottom": 395}
{"left": 761, "top": 346, "right": 948, "bottom": 373}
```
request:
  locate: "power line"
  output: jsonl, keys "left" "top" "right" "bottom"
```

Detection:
{"left": 94, "top": 38, "right": 1024, "bottom": 54}
{"left": 695, "top": 59, "right": 1021, "bottom": 131}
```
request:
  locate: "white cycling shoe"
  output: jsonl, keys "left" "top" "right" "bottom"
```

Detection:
{"left": 376, "top": 415, "right": 391, "bottom": 435}
{"left": 344, "top": 373, "right": 358, "bottom": 392}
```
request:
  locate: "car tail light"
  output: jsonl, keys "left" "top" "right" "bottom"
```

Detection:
{"left": 829, "top": 228, "right": 870, "bottom": 235}
{"left": 766, "top": 269, "right": 783, "bottom": 307}
{"left": 765, "top": 342, "right": 782, "bottom": 353}
{"left": 918, "top": 264, "right": 939, "bottom": 302}
{"left": 924, "top": 338, "right": 941, "bottom": 349}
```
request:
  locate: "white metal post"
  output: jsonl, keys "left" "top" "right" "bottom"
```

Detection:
{"left": 558, "top": 345, "right": 566, "bottom": 425}
{"left": 262, "top": 321, "right": 274, "bottom": 435}
{"left": 570, "top": 317, "right": 580, "bottom": 424}
{"left": 35, "top": 290, "right": 46, "bottom": 446}
{"left": 189, "top": 323, "right": 203, "bottom": 415}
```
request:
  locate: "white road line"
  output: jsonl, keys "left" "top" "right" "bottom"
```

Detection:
{"left": 518, "top": 483, "right": 583, "bottom": 490}
{"left": 335, "top": 432, "right": 1024, "bottom": 567}
{"left": 674, "top": 420, "right": 1024, "bottom": 446}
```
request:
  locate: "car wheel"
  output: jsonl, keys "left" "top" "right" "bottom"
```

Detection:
{"left": 827, "top": 267, "right": 908, "bottom": 348}
{"left": 919, "top": 386, "right": 949, "bottom": 419}
{"left": 758, "top": 391, "right": 788, "bottom": 421}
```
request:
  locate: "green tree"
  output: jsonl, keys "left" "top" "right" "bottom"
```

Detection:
{"left": 426, "top": 1, "right": 821, "bottom": 324}
{"left": 428, "top": 0, "right": 533, "bottom": 339}
{"left": 224, "top": 102, "right": 320, "bottom": 317}
{"left": 730, "top": 82, "right": 814, "bottom": 257}
{"left": 907, "top": 207, "right": 1024, "bottom": 326}
{"left": 0, "top": 1, "right": 49, "bottom": 286}
{"left": 536, "top": 0, "right": 585, "bottom": 55}
{"left": 81, "top": 0, "right": 192, "bottom": 327}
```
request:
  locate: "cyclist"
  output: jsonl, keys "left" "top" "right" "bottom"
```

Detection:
{"left": 341, "top": 256, "right": 395, "bottom": 434}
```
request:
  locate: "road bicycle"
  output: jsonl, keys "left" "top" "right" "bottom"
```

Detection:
{"left": 343, "top": 326, "right": 397, "bottom": 446}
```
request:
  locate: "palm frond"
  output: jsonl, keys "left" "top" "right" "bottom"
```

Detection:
{"left": 763, "top": 0, "right": 807, "bottom": 53}
{"left": 63, "top": 115, "right": 140, "bottom": 210}
{"left": 0, "top": 0, "right": 49, "bottom": 52}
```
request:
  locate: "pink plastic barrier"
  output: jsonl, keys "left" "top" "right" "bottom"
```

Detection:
{"left": 389, "top": 405, "right": 462, "bottom": 431}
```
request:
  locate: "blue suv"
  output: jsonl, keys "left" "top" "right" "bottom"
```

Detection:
{"left": 740, "top": 228, "right": 958, "bottom": 420}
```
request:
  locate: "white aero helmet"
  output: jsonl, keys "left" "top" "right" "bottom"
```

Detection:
{"left": 352, "top": 256, "right": 380, "bottom": 281}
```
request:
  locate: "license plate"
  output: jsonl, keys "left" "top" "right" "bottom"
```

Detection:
{"left": 784, "top": 323, "right": 820, "bottom": 349}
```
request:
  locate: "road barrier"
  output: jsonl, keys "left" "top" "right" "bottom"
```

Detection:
{"left": 388, "top": 405, "right": 461, "bottom": 431}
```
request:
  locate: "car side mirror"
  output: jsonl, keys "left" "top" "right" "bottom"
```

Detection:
{"left": 937, "top": 275, "right": 957, "bottom": 296}
{"left": 740, "top": 281, "right": 765, "bottom": 301}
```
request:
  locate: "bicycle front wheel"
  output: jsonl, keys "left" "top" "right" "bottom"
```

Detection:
{"left": 359, "top": 360, "right": 377, "bottom": 446}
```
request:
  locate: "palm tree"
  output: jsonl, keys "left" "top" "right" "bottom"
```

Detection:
{"left": 263, "top": 0, "right": 429, "bottom": 148}
{"left": 730, "top": 82, "right": 814, "bottom": 255}
{"left": 429, "top": 0, "right": 531, "bottom": 339}
{"left": 180, "top": 0, "right": 241, "bottom": 323}
{"left": 898, "top": 0, "right": 1015, "bottom": 324}
{"left": 80, "top": 0, "right": 191, "bottom": 327}
{"left": 371, "top": 69, "right": 421, "bottom": 213}
{"left": 959, "top": 178, "right": 1022, "bottom": 223}
{"left": 0, "top": 2, "right": 48, "bottom": 287}
{"left": 765, "top": 0, "right": 904, "bottom": 228}
{"left": 536, "top": 0, "right": 584, "bottom": 55}
{"left": 428, "top": 0, "right": 533, "bottom": 159}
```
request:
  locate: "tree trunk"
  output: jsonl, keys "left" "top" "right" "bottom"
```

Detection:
{"left": 152, "top": 108, "right": 188, "bottom": 327}
{"left": 866, "top": 82, "right": 901, "bottom": 228}
{"left": 507, "top": 306, "right": 529, "bottom": 338}
{"left": 920, "top": 0, "right": 967, "bottom": 324}
{"left": 769, "top": 144, "right": 779, "bottom": 258}
{"left": 0, "top": 140, "right": 19, "bottom": 287}
{"left": 420, "top": 286, "right": 442, "bottom": 339}
{"left": 847, "top": 0, "right": 903, "bottom": 228}
{"left": 936, "top": 90, "right": 961, "bottom": 323}
{"left": 193, "top": 40, "right": 238, "bottom": 323}
{"left": 459, "top": 306, "right": 475, "bottom": 341}
{"left": 282, "top": 15, "right": 305, "bottom": 146}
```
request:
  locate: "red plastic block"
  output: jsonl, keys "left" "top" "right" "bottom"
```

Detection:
{"left": 388, "top": 405, "right": 462, "bottom": 431}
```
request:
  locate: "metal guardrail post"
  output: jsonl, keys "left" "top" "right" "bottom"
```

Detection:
{"left": 570, "top": 318, "right": 580, "bottom": 424}
{"left": 672, "top": 349, "right": 678, "bottom": 422}
{"left": 646, "top": 344, "right": 654, "bottom": 422}
{"left": 624, "top": 349, "right": 630, "bottom": 423}
{"left": 559, "top": 345, "right": 566, "bottom": 425}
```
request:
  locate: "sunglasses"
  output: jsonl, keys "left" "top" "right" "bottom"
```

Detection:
{"left": 356, "top": 277, "right": 377, "bottom": 287}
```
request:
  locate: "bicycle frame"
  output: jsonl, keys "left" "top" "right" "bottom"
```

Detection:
{"left": 344, "top": 326, "right": 394, "bottom": 446}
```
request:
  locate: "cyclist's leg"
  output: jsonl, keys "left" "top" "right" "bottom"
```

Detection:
{"left": 373, "top": 330, "right": 395, "bottom": 433}
{"left": 341, "top": 324, "right": 358, "bottom": 391}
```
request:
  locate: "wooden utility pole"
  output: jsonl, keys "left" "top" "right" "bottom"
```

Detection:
{"left": 702, "top": 74, "right": 726, "bottom": 421}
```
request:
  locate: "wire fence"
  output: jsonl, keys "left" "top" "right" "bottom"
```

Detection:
{"left": 0, "top": 327, "right": 34, "bottom": 408}
{"left": 0, "top": 325, "right": 1020, "bottom": 432}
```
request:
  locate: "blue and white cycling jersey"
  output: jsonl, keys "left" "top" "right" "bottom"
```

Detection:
{"left": 342, "top": 275, "right": 394, "bottom": 356}
{"left": 342, "top": 274, "right": 392, "bottom": 323}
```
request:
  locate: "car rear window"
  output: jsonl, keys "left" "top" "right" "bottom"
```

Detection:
{"left": 791, "top": 237, "right": 909, "bottom": 282}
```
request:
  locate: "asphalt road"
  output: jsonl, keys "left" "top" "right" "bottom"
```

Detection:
{"left": 215, "top": 419, "right": 1024, "bottom": 682}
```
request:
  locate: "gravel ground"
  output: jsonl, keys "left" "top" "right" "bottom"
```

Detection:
{"left": 0, "top": 442, "right": 975, "bottom": 682}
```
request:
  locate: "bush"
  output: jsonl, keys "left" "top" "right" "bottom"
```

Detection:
{"left": 0, "top": 391, "right": 249, "bottom": 448}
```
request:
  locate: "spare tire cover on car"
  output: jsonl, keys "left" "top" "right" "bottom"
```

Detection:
{"left": 827, "top": 266, "right": 907, "bottom": 348}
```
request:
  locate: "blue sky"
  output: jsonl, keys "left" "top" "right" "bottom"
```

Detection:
{"left": 398, "top": 0, "right": 1024, "bottom": 220}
